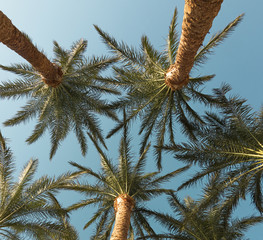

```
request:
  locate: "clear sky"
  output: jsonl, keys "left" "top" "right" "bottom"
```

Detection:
{"left": 0, "top": 0, "right": 263, "bottom": 239}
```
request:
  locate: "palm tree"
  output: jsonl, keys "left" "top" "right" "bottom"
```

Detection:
{"left": 0, "top": 10, "right": 62, "bottom": 87}
{"left": 0, "top": 38, "right": 119, "bottom": 159}
{"left": 62, "top": 112, "right": 190, "bottom": 239}
{"left": 140, "top": 176, "right": 263, "bottom": 240}
{"left": 95, "top": 8, "right": 243, "bottom": 168}
{"left": 165, "top": 0, "right": 224, "bottom": 90}
{"left": 0, "top": 130, "right": 78, "bottom": 239}
{"left": 162, "top": 84, "right": 263, "bottom": 213}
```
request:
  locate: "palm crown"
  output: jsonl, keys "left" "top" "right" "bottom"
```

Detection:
{"left": 0, "top": 39, "right": 119, "bottom": 159}
{"left": 94, "top": 8, "right": 243, "bottom": 169}
{"left": 163, "top": 84, "right": 263, "bottom": 213}
{"left": 0, "top": 131, "right": 78, "bottom": 239}
{"left": 63, "top": 112, "right": 189, "bottom": 239}
{"left": 142, "top": 175, "right": 263, "bottom": 240}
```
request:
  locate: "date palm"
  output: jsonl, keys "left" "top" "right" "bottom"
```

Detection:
{"left": 141, "top": 176, "right": 263, "bottom": 240}
{"left": 165, "top": 0, "right": 223, "bottom": 90}
{"left": 63, "top": 112, "right": 190, "bottom": 239}
{"left": 163, "top": 84, "right": 263, "bottom": 213}
{"left": 95, "top": 8, "right": 243, "bottom": 168}
{"left": 0, "top": 38, "right": 119, "bottom": 159}
{"left": 0, "top": 131, "right": 78, "bottom": 239}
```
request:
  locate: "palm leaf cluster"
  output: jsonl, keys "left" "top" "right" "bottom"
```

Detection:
{"left": 141, "top": 174, "right": 263, "bottom": 240}
{"left": 0, "top": 131, "right": 78, "bottom": 239}
{"left": 163, "top": 84, "right": 263, "bottom": 213}
{"left": 94, "top": 9, "right": 243, "bottom": 169}
{"left": 62, "top": 115, "right": 190, "bottom": 239}
{"left": 0, "top": 39, "right": 119, "bottom": 159}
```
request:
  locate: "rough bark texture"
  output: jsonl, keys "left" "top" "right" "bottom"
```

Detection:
{"left": 165, "top": 0, "right": 223, "bottom": 90}
{"left": 0, "top": 11, "right": 62, "bottom": 87}
{"left": 110, "top": 194, "right": 135, "bottom": 240}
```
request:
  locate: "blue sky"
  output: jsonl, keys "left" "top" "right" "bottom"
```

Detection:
{"left": 0, "top": 0, "right": 263, "bottom": 239}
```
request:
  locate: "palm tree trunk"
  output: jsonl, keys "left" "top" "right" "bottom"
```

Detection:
{"left": 110, "top": 194, "right": 135, "bottom": 240}
{"left": 165, "top": 0, "right": 223, "bottom": 90}
{"left": 0, "top": 11, "right": 62, "bottom": 87}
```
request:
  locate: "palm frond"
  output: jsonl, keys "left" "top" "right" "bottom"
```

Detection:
{"left": 194, "top": 14, "right": 244, "bottom": 67}
{"left": 94, "top": 25, "right": 145, "bottom": 67}
{"left": 64, "top": 39, "right": 87, "bottom": 72}
{"left": 166, "top": 7, "right": 179, "bottom": 64}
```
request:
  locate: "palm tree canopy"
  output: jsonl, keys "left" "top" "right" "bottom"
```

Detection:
{"left": 0, "top": 130, "right": 78, "bottom": 239}
{"left": 0, "top": 39, "right": 120, "bottom": 159}
{"left": 94, "top": 8, "right": 243, "bottom": 169}
{"left": 62, "top": 113, "right": 190, "bottom": 239}
{"left": 140, "top": 182, "right": 263, "bottom": 240}
{"left": 162, "top": 84, "right": 263, "bottom": 213}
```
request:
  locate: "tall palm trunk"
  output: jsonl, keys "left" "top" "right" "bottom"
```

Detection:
{"left": 165, "top": 0, "right": 223, "bottom": 90}
{"left": 110, "top": 194, "right": 135, "bottom": 240}
{"left": 0, "top": 11, "right": 62, "bottom": 87}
